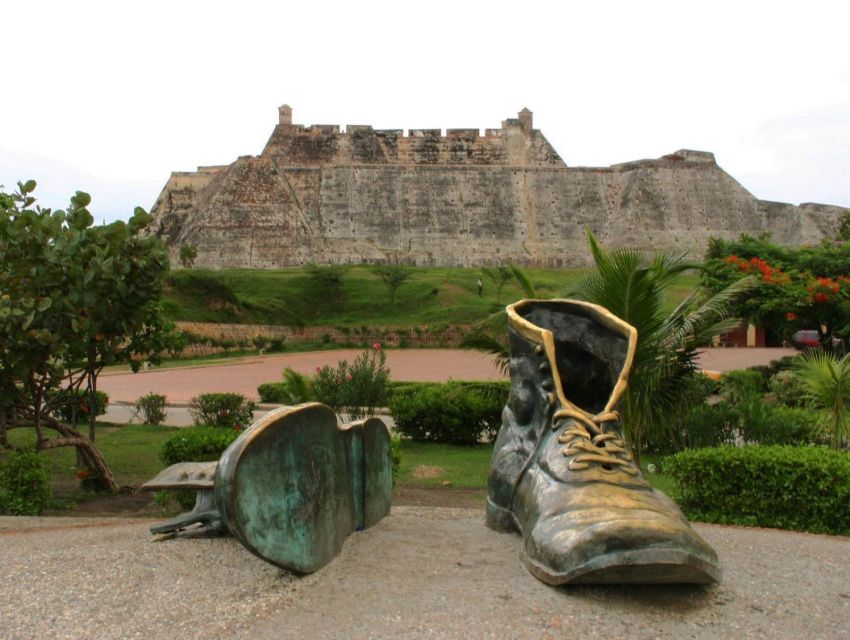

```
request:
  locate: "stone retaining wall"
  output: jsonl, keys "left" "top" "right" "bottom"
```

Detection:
{"left": 175, "top": 321, "right": 469, "bottom": 351}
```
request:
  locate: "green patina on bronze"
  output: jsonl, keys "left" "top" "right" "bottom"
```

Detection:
{"left": 214, "top": 403, "right": 392, "bottom": 574}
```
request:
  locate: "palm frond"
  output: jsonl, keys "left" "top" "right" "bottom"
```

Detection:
{"left": 508, "top": 263, "right": 537, "bottom": 298}
{"left": 459, "top": 331, "right": 510, "bottom": 374}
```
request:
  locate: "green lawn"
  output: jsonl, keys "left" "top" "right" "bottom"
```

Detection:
{"left": 164, "top": 265, "right": 706, "bottom": 327}
{"left": 6, "top": 425, "right": 679, "bottom": 510}
{"left": 397, "top": 440, "right": 677, "bottom": 496}
{"left": 7, "top": 423, "right": 179, "bottom": 489}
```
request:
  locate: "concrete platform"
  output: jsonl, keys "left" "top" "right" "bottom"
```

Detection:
{"left": 1, "top": 508, "right": 847, "bottom": 639}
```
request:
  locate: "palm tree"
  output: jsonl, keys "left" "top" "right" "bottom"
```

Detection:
{"left": 460, "top": 265, "right": 537, "bottom": 374}
{"left": 792, "top": 350, "right": 850, "bottom": 450}
{"left": 567, "top": 229, "right": 755, "bottom": 462}
{"left": 463, "top": 231, "right": 753, "bottom": 461}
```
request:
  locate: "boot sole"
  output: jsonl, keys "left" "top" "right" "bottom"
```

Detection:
{"left": 521, "top": 546, "right": 722, "bottom": 585}
{"left": 488, "top": 498, "right": 720, "bottom": 584}
{"left": 215, "top": 403, "right": 392, "bottom": 573}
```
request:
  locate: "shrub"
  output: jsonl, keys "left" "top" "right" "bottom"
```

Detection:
{"left": 720, "top": 369, "right": 766, "bottom": 405}
{"left": 0, "top": 449, "right": 51, "bottom": 515}
{"left": 737, "top": 397, "right": 815, "bottom": 445}
{"left": 188, "top": 393, "right": 255, "bottom": 429}
{"left": 160, "top": 426, "right": 240, "bottom": 467}
{"left": 52, "top": 389, "right": 109, "bottom": 424}
{"left": 258, "top": 369, "right": 316, "bottom": 403}
{"left": 645, "top": 373, "right": 718, "bottom": 453}
{"left": 677, "top": 402, "right": 740, "bottom": 450}
{"left": 257, "top": 383, "right": 289, "bottom": 403}
{"left": 313, "top": 345, "right": 389, "bottom": 420}
{"left": 132, "top": 392, "right": 168, "bottom": 426}
{"left": 748, "top": 355, "right": 798, "bottom": 381}
{"left": 766, "top": 370, "right": 810, "bottom": 408}
{"left": 390, "top": 381, "right": 506, "bottom": 444}
{"left": 666, "top": 445, "right": 850, "bottom": 535}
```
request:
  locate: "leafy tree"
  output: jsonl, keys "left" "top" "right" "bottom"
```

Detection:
{"left": 372, "top": 264, "right": 411, "bottom": 311}
{"left": 566, "top": 229, "right": 754, "bottom": 463}
{"left": 0, "top": 181, "right": 173, "bottom": 491}
{"left": 793, "top": 350, "right": 850, "bottom": 450}
{"left": 178, "top": 243, "right": 198, "bottom": 269}
{"left": 702, "top": 234, "right": 850, "bottom": 352}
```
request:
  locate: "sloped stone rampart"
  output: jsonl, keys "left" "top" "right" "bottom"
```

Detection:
{"left": 147, "top": 108, "right": 847, "bottom": 268}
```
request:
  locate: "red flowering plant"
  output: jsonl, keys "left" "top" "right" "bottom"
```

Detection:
{"left": 703, "top": 236, "right": 850, "bottom": 351}
{"left": 312, "top": 343, "right": 390, "bottom": 420}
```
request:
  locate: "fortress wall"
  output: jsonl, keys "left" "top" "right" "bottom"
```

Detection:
{"left": 150, "top": 108, "right": 847, "bottom": 270}
{"left": 167, "top": 152, "right": 845, "bottom": 270}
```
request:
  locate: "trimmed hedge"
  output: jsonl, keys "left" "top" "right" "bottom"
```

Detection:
{"left": 188, "top": 393, "right": 255, "bottom": 429}
{"left": 257, "top": 382, "right": 290, "bottom": 403}
{"left": 666, "top": 445, "right": 850, "bottom": 535}
{"left": 160, "top": 426, "right": 241, "bottom": 467}
{"left": 389, "top": 381, "right": 507, "bottom": 444}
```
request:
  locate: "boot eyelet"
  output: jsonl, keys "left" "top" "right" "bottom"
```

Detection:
{"left": 541, "top": 379, "right": 554, "bottom": 391}
{"left": 534, "top": 345, "right": 544, "bottom": 355}
{"left": 538, "top": 362, "right": 549, "bottom": 373}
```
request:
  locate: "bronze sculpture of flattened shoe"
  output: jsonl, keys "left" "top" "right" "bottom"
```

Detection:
{"left": 486, "top": 299, "right": 721, "bottom": 585}
{"left": 215, "top": 403, "right": 393, "bottom": 574}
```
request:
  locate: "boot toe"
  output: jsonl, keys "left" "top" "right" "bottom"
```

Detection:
{"left": 522, "top": 506, "right": 721, "bottom": 585}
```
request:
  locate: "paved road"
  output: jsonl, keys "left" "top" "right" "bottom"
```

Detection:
{"left": 99, "top": 347, "right": 797, "bottom": 404}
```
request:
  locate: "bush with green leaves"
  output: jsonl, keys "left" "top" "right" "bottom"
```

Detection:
{"left": 644, "top": 373, "right": 718, "bottom": 453}
{"left": 766, "top": 370, "right": 809, "bottom": 408}
{"left": 159, "top": 426, "right": 241, "bottom": 467}
{"left": 647, "top": 401, "right": 739, "bottom": 454}
{"left": 736, "top": 397, "right": 815, "bottom": 445}
{"left": 389, "top": 381, "right": 506, "bottom": 444}
{"left": 258, "top": 367, "right": 314, "bottom": 404}
{"left": 666, "top": 445, "right": 850, "bottom": 535}
{"left": 313, "top": 345, "right": 389, "bottom": 420}
{"left": 132, "top": 392, "right": 168, "bottom": 425}
{"left": 52, "top": 389, "right": 109, "bottom": 424}
{"left": 720, "top": 369, "right": 766, "bottom": 405}
{"left": 187, "top": 393, "right": 255, "bottom": 429}
{"left": 0, "top": 449, "right": 51, "bottom": 515}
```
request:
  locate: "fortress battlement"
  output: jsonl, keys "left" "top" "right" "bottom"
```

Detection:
{"left": 262, "top": 105, "right": 560, "bottom": 167}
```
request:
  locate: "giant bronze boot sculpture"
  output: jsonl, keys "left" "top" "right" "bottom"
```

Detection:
{"left": 486, "top": 299, "right": 721, "bottom": 585}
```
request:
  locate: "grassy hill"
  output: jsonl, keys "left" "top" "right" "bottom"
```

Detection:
{"left": 162, "top": 265, "right": 700, "bottom": 328}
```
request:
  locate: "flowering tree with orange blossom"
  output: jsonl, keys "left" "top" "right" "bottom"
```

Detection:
{"left": 702, "top": 235, "right": 850, "bottom": 352}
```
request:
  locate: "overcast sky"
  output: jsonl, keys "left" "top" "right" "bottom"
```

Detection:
{"left": 2, "top": 0, "right": 848, "bottom": 223}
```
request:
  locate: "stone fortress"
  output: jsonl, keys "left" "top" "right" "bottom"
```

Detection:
{"left": 147, "top": 105, "right": 846, "bottom": 268}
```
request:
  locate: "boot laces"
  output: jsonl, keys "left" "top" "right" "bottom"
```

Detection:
{"left": 552, "top": 409, "right": 638, "bottom": 475}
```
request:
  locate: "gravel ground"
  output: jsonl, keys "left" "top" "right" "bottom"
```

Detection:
{"left": 2, "top": 508, "right": 849, "bottom": 639}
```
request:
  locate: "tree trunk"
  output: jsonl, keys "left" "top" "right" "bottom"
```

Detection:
{"left": 88, "top": 367, "right": 97, "bottom": 443}
{"left": 40, "top": 417, "right": 119, "bottom": 492}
